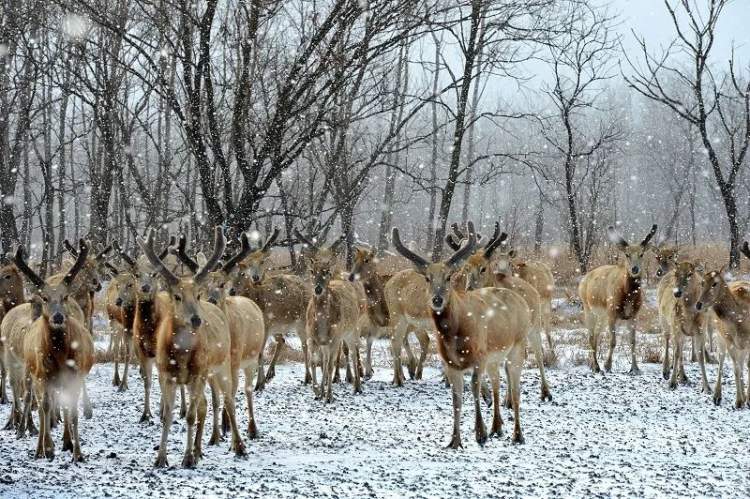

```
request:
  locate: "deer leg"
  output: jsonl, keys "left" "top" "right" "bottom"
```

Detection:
{"left": 660, "top": 315, "right": 671, "bottom": 380}
{"left": 300, "top": 327, "right": 312, "bottom": 385}
{"left": 70, "top": 383, "right": 84, "bottom": 463}
{"left": 668, "top": 328, "right": 681, "bottom": 390}
{"left": 34, "top": 386, "right": 50, "bottom": 460}
{"left": 472, "top": 365, "right": 488, "bottom": 446}
{"left": 333, "top": 344, "right": 343, "bottom": 384}
{"left": 690, "top": 335, "right": 698, "bottom": 363}
{"left": 489, "top": 363, "right": 503, "bottom": 437}
{"left": 348, "top": 336, "right": 363, "bottom": 395}
{"left": 627, "top": 320, "right": 640, "bottom": 375}
{"left": 81, "top": 381, "right": 92, "bottom": 419}
{"left": 604, "top": 316, "right": 617, "bottom": 373}
{"left": 364, "top": 335, "right": 374, "bottom": 380}
{"left": 678, "top": 337, "right": 689, "bottom": 385}
{"left": 503, "top": 361, "right": 512, "bottom": 409}
{"left": 415, "top": 329, "right": 430, "bottom": 380}
{"left": 323, "top": 346, "right": 336, "bottom": 403}
{"left": 217, "top": 367, "right": 246, "bottom": 457}
{"left": 445, "top": 369, "right": 463, "bottom": 449}
{"left": 6, "top": 371, "right": 22, "bottom": 432}
{"left": 266, "top": 334, "right": 286, "bottom": 381}
{"left": 112, "top": 327, "right": 121, "bottom": 387}
{"left": 543, "top": 302, "right": 556, "bottom": 359}
{"left": 154, "top": 378, "right": 176, "bottom": 468}
{"left": 181, "top": 381, "right": 200, "bottom": 469}
{"left": 509, "top": 346, "right": 525, "bottom": 444}
{"left": 207, "top": 378, "right": 223, "bottom": 445}
{"left": 529, "top": 326, "right": 552, "bottom": 401}
{"left": 193, "top": 389, "right": 207, "bottom": 461}
{"left": 730, "top": 348, "right": 746, "bottom": 409}
{"left": 179, "top": 386, "right": 187, "bottom": 419}
{"left": 118, "top": 334, "right": 132, "bottom": 392}
{"left": 244, "top": 365, "right": 259, "bottom": 439}
{"left": 713, "top": 340, "right": 726, "bottom": 406}
{"left": 343, "top": 343, "right": 353, "bottom": 384}
{"left": 585, "top": 309, "right": 601, "bottom": 373}
{"left": 62, "top": 407, "right": 73, "bottom": 452}
{"left": 403, "top": 333, "right": 417, "bottom": 380}
{"left": 254, "top": 339, "right": 267, "bottom": 391}
{"left": 140, "top": 358, "right": 154, "bottom": 423}
{"left": 389, "top": 322, "right": 407, "bottom": 387}
{"left": 698, "top": 333, "right": 711, "bottom": 394}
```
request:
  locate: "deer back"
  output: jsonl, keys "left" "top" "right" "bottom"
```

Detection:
{"left": 384, "top": 269, "right": 431, "bottom": 321}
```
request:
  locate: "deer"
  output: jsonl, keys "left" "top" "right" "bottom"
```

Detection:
{"left": 449, "top": 225, "right": 552, "bottom": 403}
{"left": 10, "top": 241, "right": 94, "bottom": 462}
{"left": 657, "top": 260, "right": 710, "bottom": 392}
{"left": 393, "top": 222, "right": 530, "bottom": 447}
{"left": 226, "top": 229, "right": 311, "bottom": 389}
{"left": 348, "top": 246, "right": 429, "bottom": 381}
{"left": 110, "top": 239, "right": 190, "bottom": 420}
{"left": 139, "top": 227, "right": 246, "bottom": 468}
{"left": 452, "top": 223, "right": 555, "bottom": 353}
{"left": 172, "top": 233, "right": 266, "bottom": 440}
{"left": 105, "top": 261, "right": 137, "bottom": 391}
{"left": 694, "top": 242, "right": 750, "bottom": 408}
{"left": 578, "top": 224, "right": 657, "bottom": 374}
{"left": 0, "top": 260, "right": 25, "bottom": 405}
{"left": 302, "top": 238, "right": 363, "bottom": 402}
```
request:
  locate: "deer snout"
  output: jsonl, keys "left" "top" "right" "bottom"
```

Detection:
{"left": 115, "top": 297, "right": 123, "bottom": 307}
{"left": 314, "top": 284, "right": 324, "bottom": 296}
{"left": 190, "top": 315, "right": 202, "bottom": 328}
{"left": 673, "top": 288, "right": 683, "bottom": 298}
{"left": 431, "top": 295, "right": 444, "bottom": 310}
{"left": 207, "top": 296, "right": 218, "bottom": 305}
{"left": 348, "top": 273, "right": 357, "bottom": 282}
{"left": 631, "top": 265, "right": 640, "bottom": 275}
{"left": 51, "top": 312, "right": 65, "bottom": 326}
{"left": 94, "top": 281, "right": 102, "bottom": 292}
{"left": 141, "top": 283, "right": 151, "bottom": 293}
{"left": 695, "top": 301, "right": 704, "bottom": 311}
{"left": 251, "top": 274, "right": 261, "bottom": 284}
{"left": 228, "top": 288, "right": 236, "bottom": 296}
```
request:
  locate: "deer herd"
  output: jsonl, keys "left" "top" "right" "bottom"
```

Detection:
{"left": 0, "top": 220, "right": 748, "bottom": 467}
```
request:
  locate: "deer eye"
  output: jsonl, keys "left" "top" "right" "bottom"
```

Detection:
{"left": 3, "top": 275, "right": 10, "bottom": 280}
{"left": 174, "top": 294, "right": 182, "bottom": 302}
{"left": 480, "top": 267, "right": 486, "bottom": 273}
{"left": 711, "top": 281, "right": 717, "bottom": 288}
{"left": 424, "top": 276, "right": 431, "bottom": 283}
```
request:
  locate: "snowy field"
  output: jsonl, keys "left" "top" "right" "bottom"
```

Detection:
{"left": 1, "top": 337, "right": 749, "bottom": 498}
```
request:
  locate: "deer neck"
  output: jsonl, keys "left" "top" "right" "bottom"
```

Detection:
{"left": 311, "top": 288, "right": 333, "bottom": 343}
{"left": 361, "top": 271, "right": 389, "bottom": 327}
{"left": 712, "top": 283, "right": 744, "bottom": 323}
{"left": 431, "top": 292, "right": 476, "bottom": 370}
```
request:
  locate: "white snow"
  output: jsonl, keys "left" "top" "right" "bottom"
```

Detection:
{"left": 0, "top": 339, "right": 749, "bottom": 498}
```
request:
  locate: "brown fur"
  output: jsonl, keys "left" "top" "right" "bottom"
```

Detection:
{"left": 657, "top": 261, "right": 709, "bottom": 391}
{"left": 0, "top": 264, "right": 25, "bottom": 404}
{"left": 696, "top": 270, "right": 750, "bottom": 408}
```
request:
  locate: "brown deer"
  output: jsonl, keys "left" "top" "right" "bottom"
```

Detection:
{"left": 657, "top": 260, "right": 710, "bottom": 391}
{"left": 0, "top": 261, "right": 25, "bottom": 405}
{"left": 694, "top": 242, "right": 750, "bottom": 408}
{"left": 139, "top": 227, "right": 246, "bottom": 468}
{"left": 452, "top": 223, "right": 555, "bottom": 353}
{"left": 13, "top": 241, "right": 94, "bottom": 462}
{"left": 393, "top": 222, "right": 530, "bottom": 447}
{"left": 450, "top": 226, "right": 552, "bottom": 402}
{"left": 105, "top": 263, "right": 137, "bottom": 391}
{"left": 303, "top": 238, "right": 363, "bottom": 402}
{"left": 172, "top": 234, "right": 266, "bottom": 440}
{"left": 227, "top": 229, "right": 311, "bottom": 389}
{"left": 579, "top": 225, "right": 657, "bottom": 374}
{"left": 349, "top": 246, "right": 429, "bottom": 380}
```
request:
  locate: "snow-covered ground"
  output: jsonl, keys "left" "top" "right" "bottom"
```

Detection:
{"left": 1, "top": 339, "right": 749, "bottom": 498}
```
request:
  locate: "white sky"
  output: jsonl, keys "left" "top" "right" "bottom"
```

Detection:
{"left": 616, "top": 0, "right": 750, "bottom": 59}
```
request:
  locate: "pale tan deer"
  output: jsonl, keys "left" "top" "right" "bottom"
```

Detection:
{"left": 349, "top": 246, "right": 429, "bottom": 380}
{"left": 172, "top": 234, "right": 266, "bottom": 440}
{"left": 0, "top": 261, "right": 25, "bottom": 405}
{"left": 394, "top": 222, "right": 530, "bottom": 447}
{"left": 694, "top": 242, "right": 750, "bottom": 408}
{"left": 105, "top": 264, "right": 137, "bottom": 391}
{"left": 303, "top": 239, "right": 363, "bottom": 402}
{"left": 657, "top": 260, "right": 710, "bottom": 392}
{"left": 452, "top": 223, "right": 555, "bottom": 352}
{"left": 227, "top": 229, "right": 311, "bottom": 389}
{"left": 11, "top": 242, "right": 94, "bottom": 462}
{"left": 452, "top": 227, "right": 552, "bottom": 402}
{"left": 579, "top": 225, "right": 657, "bottom": 374}
{"left": 139, "top": 227, "right": 246, "bottom": 468}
